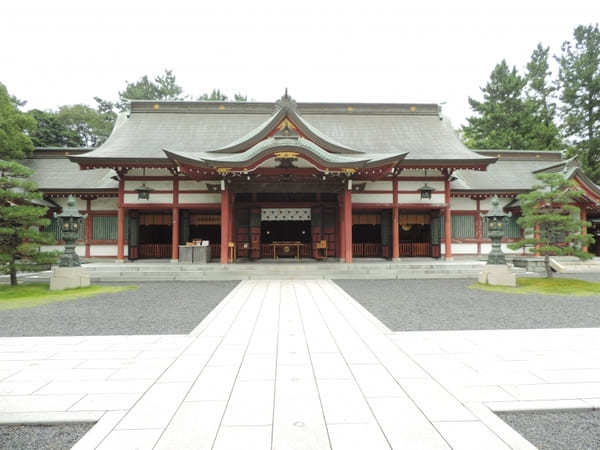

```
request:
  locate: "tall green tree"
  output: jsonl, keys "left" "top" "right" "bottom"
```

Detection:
{"left": 55, "top": 104, "right": 114, "bottom": 147}
{"left": 115, "top": 69, "right": 184, "bottom": 111}
{"left": 0, "top": 161, "right": 58, "bottom": 285}
{"left": 557, "top": 24, "right": 600, "bottom": 182}
{"left": 0, "top": 83, "right": 35, "bottom": 160}
{"left": 509, "top": 173, "right": 593, "bottom": 278}
{"left": 28, "top": 109, "right": 83, "bottom": 147}
{"left": 462, "top": 60, "right": 532, "bottom": 149}
{"left": 525, "top": 44, "right": 563, "bottom": 150}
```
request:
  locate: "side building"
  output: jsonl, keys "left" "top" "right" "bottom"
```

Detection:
{"left": 24, "top": 94, "right": 600, "bottom": 262}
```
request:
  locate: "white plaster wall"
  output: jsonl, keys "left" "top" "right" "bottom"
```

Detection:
{"left": 480, "top": 197, "right": 513, "bottom": 210}
{"left": 363, "top": 181, "right": 393, "bottom": 191}
{"left": 179, "top": 180, "right": 219, "bottom": 191}
{"left": 90, "top": 245, "right": 118, "bottom": 256}
{"left": 128, "top": 168, "right": 171, "bottom": 176}
{"left": 481, "top": 243, "right": 522, "bottom": 254}
{"left": 125, "top": 180, "right": 173, "bottom": 190}
{"left": 41, "top": 245, "right": 85, "bottom": 256}
{"left": 352, "top": 193, "right": 393, "bottom": 203}
{"left": 451, "top": 198, "right": 477, "bottom": 211}
{"left": 124, "top": 193, "right": 173, "bottom": 204}
{"left": 91, "top": 197, "right": 118, "bottom": 211}
{"left": 53, "top": 197, "right": 86, "bottom": 211}
{"left": 399, "top": 169, "right": 443, "bottom": 177}
{"left": 179, "top": 193, "right": 221, "bottom": 204}
{"left": 397, "top": 193, "right": 445, "bottom": 204}
{"left": 396, "top": 181, "right": 444, "bottom": 191}
{"left": 452, "top": 243, "right": 478, "bottom": 254}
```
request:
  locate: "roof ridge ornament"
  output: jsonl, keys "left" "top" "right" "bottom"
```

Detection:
{"left": 276, "top": 88, "right": 297, "bottom": 112}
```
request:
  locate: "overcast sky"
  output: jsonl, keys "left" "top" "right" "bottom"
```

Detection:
{"left": 1, "top": 0, "right": 598, "bottom": 127}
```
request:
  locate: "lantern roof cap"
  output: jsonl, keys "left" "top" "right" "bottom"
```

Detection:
{"left": 484, "top": 196, "right": 509, "bottom": 218}
{"left": 55, "top": 195, "right": 85, "bottom": 219}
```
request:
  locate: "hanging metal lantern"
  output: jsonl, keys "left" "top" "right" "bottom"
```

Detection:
{"left": 135, "top": 183, "right": 153, "bottom": 200}
{"left": 418, "top": 183, "right": 434, "bottom": 200}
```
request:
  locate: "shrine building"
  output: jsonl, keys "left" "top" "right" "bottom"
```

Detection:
{"left": 25, "top": 93, "right": 600, "bottom": 262}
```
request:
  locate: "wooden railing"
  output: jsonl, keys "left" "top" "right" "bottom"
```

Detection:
{"left": 139, "top": 244, "right": 171, "bottom": 259}
{"left": 398, "top": 241, "right": 432, "bottom": 257}
{"left": 352, "top": 243, "right": 382, "bottom": 257}
{"left": 210, "top": 244, "right": 220, "bottom": 259}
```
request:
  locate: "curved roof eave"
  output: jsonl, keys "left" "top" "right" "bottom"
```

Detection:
{"left": 207, "top": 105, "right": 364, "bottom": 155}
{"left": 164, "top": 137, "right": 407, "bottom": 170}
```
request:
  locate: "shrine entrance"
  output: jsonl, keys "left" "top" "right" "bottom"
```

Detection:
{"left": 397, "top": 212, "right": 441, "bottom": 258}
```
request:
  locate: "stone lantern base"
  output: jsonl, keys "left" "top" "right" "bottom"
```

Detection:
{"left": 478, "top": 264, "right": 516, "bottom": 287}
{"left": 50, "top": 266, "right": 91, "bottom": 291}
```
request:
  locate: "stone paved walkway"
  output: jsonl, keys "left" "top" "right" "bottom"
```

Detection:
{"left": 1, "top": 280, "right": 599, "bottom": 449}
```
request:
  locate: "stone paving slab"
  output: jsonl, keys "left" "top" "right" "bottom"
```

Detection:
{"left": 1, "top": 280, "right": 599, "bottom": 448}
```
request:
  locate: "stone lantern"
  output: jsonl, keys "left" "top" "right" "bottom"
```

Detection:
{"left": 54, "top": 195, "right": 86, "bottom": 267}
{"left": 478, "top": 196, "right": 516, "bottom": 286}
{"left": 50, "top": 195, "right": 90, "bottom": 290}
{"left": 482, "top": 196, "right": 512, "bottom": 265}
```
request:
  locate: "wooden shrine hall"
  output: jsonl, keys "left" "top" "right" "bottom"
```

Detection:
{"left": 26, "top": 92, "right": 600, "bottom": 263}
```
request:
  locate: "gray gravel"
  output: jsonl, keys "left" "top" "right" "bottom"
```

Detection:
{"left": 335, "top": 276, "right": 600, "bottom": 331}
{"left": 0, "top": 423, "right": 94, "bottom": 450}
{"left": 497, "top": 410, "right": 600, "bottom": 450}
{"left": 0, "top": 281, "right": 238, "bottom": 337}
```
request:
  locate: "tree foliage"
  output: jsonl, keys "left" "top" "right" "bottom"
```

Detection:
{"left": 557, "top": 24, "right": 600, "bottom": 182}
{"left": 115, "top": 69, "right": 184, "bottom": 111}
{"left": 55, "top": 104, "right": 114, "bottom": 147}
{"left": 0, "top": 160, "right": 58, "bottom": 285}
{"left": 525, "top": 44, "right": 563, "bottom": 150}
{"left": 463, "top": 56, "right": 563, "bottom": 151}
{"left": 196, "top": 89, "right": 248, "bottom": 101}
{"left": 27, "top": 109, "right": 83, "bottom": 147}
{"left": 508, "top": 173, "right": 593, "bottom": 277}
{"left": 0, "top": 82, "right": 35, "bottom": 160}
{"left": 462, "top": 61, "right": 533, "bottom": 149}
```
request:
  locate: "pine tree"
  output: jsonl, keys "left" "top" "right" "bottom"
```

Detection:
{"left": 0, "top": 83, "right": 35, "bottom": 160}
{"left": 508, "top": 173, "right": 593, "bottom": 277}
{"left": 525, "top": 44, "right": 563, "bottom": 150}
{"left": 0, "top": 160, "right": 58, "bottom": 285}
{"left": 463, "top": 60, "right": 532, "bottom": 149}
{"left": 557, "top": 24, "right": 600, "bottom": 182}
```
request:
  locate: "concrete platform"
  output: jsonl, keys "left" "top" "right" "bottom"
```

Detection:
{"left": 2, "top": 280, "right": 599, "bottom": 449}
{"left": 78, "top": 259, "right": 498, "bottom": 282}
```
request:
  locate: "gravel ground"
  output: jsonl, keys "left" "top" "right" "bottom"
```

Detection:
{"left": 0, "top": 281, "right": 238, "bottom": 337}
{"left": 0, "top": 423, "right": 94, "bottom": 450}
{"left": 497, "top": 410, "right": 600, "bottom": 450}
{"left": 335, "top": 274, "right": 600, "bottom": 331}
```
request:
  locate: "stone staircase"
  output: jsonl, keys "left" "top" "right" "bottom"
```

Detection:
{"left": 82, "top": 260, "right": 504, "bottom": 282}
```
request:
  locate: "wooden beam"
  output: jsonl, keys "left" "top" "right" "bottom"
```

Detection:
{"left": 117, "top": 177, "right": 125, "bottom": 261}
{"left": 344, "top": 188, "right": 352, "bottom": 263}
{"left": 444, "top": 175, "right": 453, "bottom": 259}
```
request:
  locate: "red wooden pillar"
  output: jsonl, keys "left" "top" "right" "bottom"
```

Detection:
{"left": 171, "top": 177, "right": 179, "bottom": 261}
{"left": 171, "top": 208, "right": 179, "bottom": 260}
{"left": 220, "top": 186, "right": 230, "bottom": 264}
{"left": 392, "top": 179, "right": 399, "bottom": 260}
{"left": 117, "top": 177, "right": 125, "bottom": 261}
{"left": 338, "top": 195, "right": 345, "bottom": 260}
{"left": 444, "top": 176, "right": 453, "bottom": 259}
{"left": 343, "top": 187, "right": 352, "bottom": 263}
{"left": 85, "top": 198, "right": 92, "bottom": 258}
{"left": 581, "top": 207, "right": 588, "bottom": 253}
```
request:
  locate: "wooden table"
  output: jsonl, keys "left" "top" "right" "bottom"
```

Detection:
{"left": 270, "top": 242, "right": 302, "bottom": 260}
